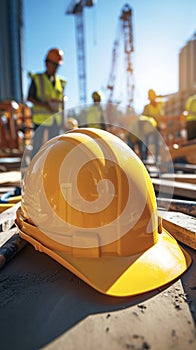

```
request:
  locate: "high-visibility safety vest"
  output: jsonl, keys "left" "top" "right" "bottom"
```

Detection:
{"left": 143, "top": 102, "right": 163, "bottom": 122}
{"left": 86, "top": 104, "right": 104, "bottom": 128}
{"left": 185, "top": 95, "right": 196, "bottom": 122}
{"left": 30, "top": 73, "right": 66, "bottom": 126}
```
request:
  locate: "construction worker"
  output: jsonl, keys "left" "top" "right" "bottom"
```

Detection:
{"left": 183, "top": 94, "right": 196, "bottom": 140}
{"left": 27, "top": 48, "right": 66, "bottom": 158}
{"left": 141, "top": 89, "right": 164, "bottom": 162}
{"left": 86, "top": 91, "right": 106, "bottom": 129}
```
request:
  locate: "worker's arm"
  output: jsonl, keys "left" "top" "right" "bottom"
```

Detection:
{"left": 27, "top": 96, "right": 54, "bottom": 112}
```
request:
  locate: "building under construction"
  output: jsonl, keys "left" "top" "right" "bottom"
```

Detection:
{"left": 0, "top": 0, "right": 24, "bottom": 102}
{"left": 165, "top": 32, "right": 196, "bottom": 115}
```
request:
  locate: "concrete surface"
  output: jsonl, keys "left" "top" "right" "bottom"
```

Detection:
{"left": 0, "top": 243, "right": 195, "bottom": 350}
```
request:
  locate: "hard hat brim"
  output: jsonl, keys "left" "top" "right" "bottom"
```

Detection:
{"left": 17, "top": 223, "right": 191, "bottom": 297}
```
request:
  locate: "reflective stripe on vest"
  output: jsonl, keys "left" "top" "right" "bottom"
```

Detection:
{"left": 30, "top": 73, "right": 65, "bottom": 126}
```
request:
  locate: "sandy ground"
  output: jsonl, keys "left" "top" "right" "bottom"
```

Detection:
{"left": 0, "top": 242, "right": 195, "bottom": 350}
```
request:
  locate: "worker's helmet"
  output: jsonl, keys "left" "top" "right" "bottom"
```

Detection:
{"left": 92, "top": 91, "right": 101, "bottom": 102}
{"left": 46, "top": 48, "right": 64, "bottom": 65}
{"left": 16, "top": 128, "right": 191, "bottom": 297}
{"left": 65, "top": 117, "right": 79, "bottom": 130}
{"left": 148, "top": 89, "right": 157, "bottom": 101}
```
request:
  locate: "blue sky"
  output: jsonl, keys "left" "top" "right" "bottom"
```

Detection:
{"left": 23, "top": 0, "right": 196, "bottom": 114}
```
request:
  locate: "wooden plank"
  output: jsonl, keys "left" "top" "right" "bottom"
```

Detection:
{"left": 173, "top": 163, "right": 196, "bottom": 173}
{"left": 0, "top": 157, "right": 21, "bottom": 171}
{"left": 0, "top": 171, "right": 21, "bottom": 186}
{"left": 145, "top": 165, "right": 159, "bottom": 178}
{"left": 0, "top": 157, "right": 21, "bottom": 163}
{"left": 160, "top": 173, "right": 196, "bottom": 184}
{"left": 152, "top": 178, "right": 196, "bottom": 199}
{"left": 0, "top": 186, "right": 16, "bottom": 194}
{"left": 160, "top": 210, "right": 196, "bottom": 249}
{"left": 159, "top": 163, "right": 196, "bottom": 174}
{"left": 157, "top": 198, "right": 196, "bottom": 216}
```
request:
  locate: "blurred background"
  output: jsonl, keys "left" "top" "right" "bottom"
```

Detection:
{"left": 0, "top": 0, "right": 195, "bottom": 155}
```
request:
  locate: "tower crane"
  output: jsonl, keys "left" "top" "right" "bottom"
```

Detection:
{"left": 66, "top": 0, "right": 96, "bottom": 105}
{"left": 107, "top": 3, "right": 134, "bottom": 108}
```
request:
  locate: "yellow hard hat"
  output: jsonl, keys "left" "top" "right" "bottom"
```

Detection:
{"left": 65, "top": 117, "right": 79, "bottom": 130}
{"left": 46, "top": 48, "right": 64, "bottom": 65}
{"left": 15, "top": 128, "right": 191, "bottom": 297}
{"left": 148, "top": 89, "right": 157, "bottom": 101}
{"left": 92, "top": 91, "right": 101, "bottom": 102}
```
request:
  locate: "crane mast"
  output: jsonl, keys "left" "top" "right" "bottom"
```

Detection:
{"left": 66, "top": 1, "right": 95, "bottom": 105}
{"left": 107, "top": 4, "right": 134, "bottom": 108}
{"left": 107, "top": 40, "right": 119, "bottom": 103}
{"left": 74, "top": 8, "right": 86, "bottom": 105}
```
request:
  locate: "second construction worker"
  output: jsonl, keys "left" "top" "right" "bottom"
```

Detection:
{"left": 27, "top": 48, "right": 66, "bottom": 158}
{"left": 141, "top": 89, "right": 164, "bottom": 162}
{"left": 86, "top": 91, "right": 106, "bottom": 130}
